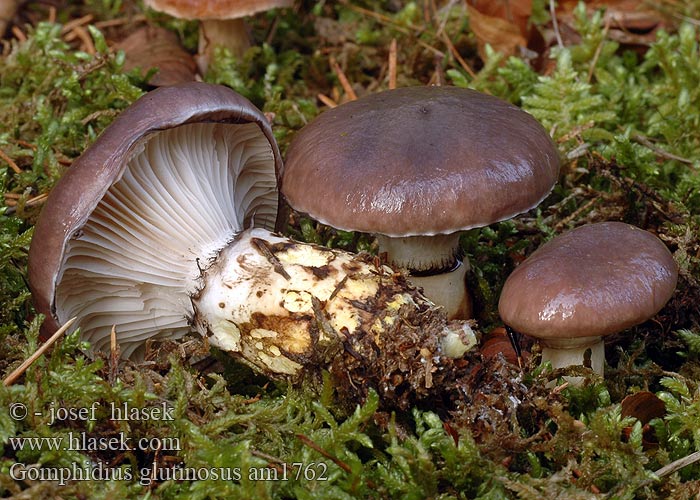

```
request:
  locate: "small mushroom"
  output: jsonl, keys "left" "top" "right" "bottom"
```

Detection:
{"left": 498, "top": 221, "right": 678, "bottom": 381}
{"left": 28, "top": 82, "right": 476, "bottom": 377}
{"left": 282, "top": 86, "right": 560, "bottom": 319}
{"left": 143, "top": 0, "right": 293, "bottom": 73}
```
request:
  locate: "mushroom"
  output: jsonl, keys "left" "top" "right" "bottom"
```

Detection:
{"left": 116, "top": 25, "right": 198, "bottom": 87}
{"left": 28, "top": 82, "right": 476, "bottom": 377}
{"left": 143, "top": 0, "right": 293, "bottom": 73}
{"left": 281, "top": 86, "right": 560, "bottom": 319}
{"left": 498, "top": 221, "right": 678, "bottom": 380}
{"left": 29, "top": 82, "right": 280, "bottom": 359}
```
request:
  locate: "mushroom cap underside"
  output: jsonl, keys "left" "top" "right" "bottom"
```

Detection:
{"left": 28, "top": 82, "right": 281, "bottom": 355}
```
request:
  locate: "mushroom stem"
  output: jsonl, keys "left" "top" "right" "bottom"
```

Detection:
{"left": 540, "top": 336, "right": 605, "bottom": 381}
{"left": 375, "top": 233, "right": 470, "bottom": 319}
{"left": 198, "top": 18, "right": 251, "bottom": 73}
{"left": 192, "top": 228, "right": 477, "bottom": 378}
{"left": 409, "top": 263, "right": 471, "bottom": 319}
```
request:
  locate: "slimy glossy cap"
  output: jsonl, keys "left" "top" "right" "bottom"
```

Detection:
{"left": 498, "top": 222, "right": 678, "bottom": 340}
{"left": 282, "top": 86, "right": 560, "bottom": 237}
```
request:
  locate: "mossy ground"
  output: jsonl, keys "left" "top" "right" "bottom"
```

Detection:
{"left": 1, "top": 1, "right": 700, "bottom": 498}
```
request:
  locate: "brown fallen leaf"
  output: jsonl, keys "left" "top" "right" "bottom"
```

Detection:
{"left": 467, "top": 2, "right": 529, "bottom": 59}
{"left": 469, "top": 0, "right": 533, "bottom": 39}
{"left": 115, "top": 25, "right": 197, "bottom": 86}
{"left": 620, "top": 390, "right": 666, "bottom": 449}
{"left": 556, "top": 0, "right": 665, "bottom": 48}
{"left": 0, "top": 0, "right": 21, "bottom": 38}
{"left": 620, "top": 390, "right": 666, "bottom": 424}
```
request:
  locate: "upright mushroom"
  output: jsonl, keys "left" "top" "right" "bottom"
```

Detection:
{"left": 28, "top": 82, "right": 475, "bottom": 381}
{"left": 282, "top": 86, "right": 560, "bottom": 319}
{"left": 143, "top": 0, "right": 293, "bottom": 73}
{"left": 498, "top": 221, "right": 678, "bottom": 380}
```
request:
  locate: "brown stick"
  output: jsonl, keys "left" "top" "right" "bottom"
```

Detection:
{"left": 330, "top": 56, "right": 358, "bottom": 101}
{"left": 71, "top": 25, "right": 96, "bottom": 55}
{"left": 0, "top": 148, "right": 21, "bottom": 174}
{"left": 10, "top": 25, "right": 25, "bottom": 42}
{"left": 60, "top": 14, "right": 94, "bottom": 35}
{"left": 109, "top": 324, "right": 120, "bottom": 384}
{"left": 317, "top": 93, "right": 338, "bottom": 108}
{"left": 655, "top": 450, "right": 700, "bottom": 478}
{"left": 295, "top": 433, "right": 352, "bottom": 473}
{"left": 388, "top": 38, "right": 397, "bottom": 90}
{"left": 441, "top": 32, "right": 476, "bottom": 79}
{"left": 632, "top": 133, "right": 695, "bottom": 165}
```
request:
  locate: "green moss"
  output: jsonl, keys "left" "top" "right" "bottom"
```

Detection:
{"left": 1, "top": 1, "right": 700, "bottom": 498}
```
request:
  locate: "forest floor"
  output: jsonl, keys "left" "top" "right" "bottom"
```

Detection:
{"left": 1, "top": 1, "right": 700, "bottom": 498}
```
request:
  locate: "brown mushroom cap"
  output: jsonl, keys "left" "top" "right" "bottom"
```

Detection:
{"left": 498, "top": 222, "right": 678, "bottom": 340}
{"left": 282, "top": 86, "right": 560, "bottom": 237}
{"left": 28, "top": 82, "right": 281, "bottom": 355}
{"left": 143, "top": 0, "right": 293, "bottom": 20}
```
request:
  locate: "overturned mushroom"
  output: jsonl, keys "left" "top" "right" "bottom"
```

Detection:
{"left": 282, "top": 86, "right": 560, "bottom": 319}
{"left": 28, "top": 82, "right": 476, "bottom": 385}
{"left": 498, "top": 221, "right": 678, "bottom": 381}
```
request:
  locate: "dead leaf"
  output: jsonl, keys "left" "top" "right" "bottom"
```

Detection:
{"left": 467, "top": 2, "right": 528, "bottom": 59}
{"left": 115, "top": 25, "right": 197, "bottom": 86}
{"left": 556, "top": 0, "right": 665, "bottom": 48}
{"left": 469, "top": 0, "right": 533, "bottom": 39}
{"left": 480, "top": 327, "right": 525, "bottom": 366}
{"left": 620, "top": 390, "right": 666, "bottom": 424}
{"left": 0, "top": 0, "right": 20, "bottom": 38}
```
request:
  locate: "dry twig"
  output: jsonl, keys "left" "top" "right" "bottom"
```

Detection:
{"left": 550, "top": 0, "right": 564, "bottom": 48}
{"left": 388, "top": 38, "right": 397, "bottom": 90}
{"left": 68, "top": 25, "right": 96, "bottom": 55}
{"left": 441, "top": 31, "right": 476, "bottom": 79}
{"left": 3, "top": 318, "right": 78, "bottom": 386}
{"left": 109, "top": 325, "right": 120, "bottom": 384}
{"left": 0, "top": 148, "right": 21, "bottom": 174}
{"left": 330, "top": 56, "right": 357, "bottom": 101}
{"left": 317, "top": 93, "right": 337, "bottom": 108}
{"left": 587, "top": 15, "right": 612, "bottom": 83}
{"left": 94, "top": 14, "right": 148, "bottom": 29}
{"left": 632, "top": 133, "right": 695, "bottom": 165}
{"left": 296, "top": 434, "right": 353, "bottom": 474}
{"left": 60, "top": 14, "right": 94, "bottom": 35}
{"left": 11, "top": 25, "right": 25, "bottom": 42}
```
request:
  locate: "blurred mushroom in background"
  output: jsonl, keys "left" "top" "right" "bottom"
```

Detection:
{"left": 142, "top": 0, "right": 293, "bottom": 73}
{"left": 115, "top": 25, "right": 197, "bottom": 87}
